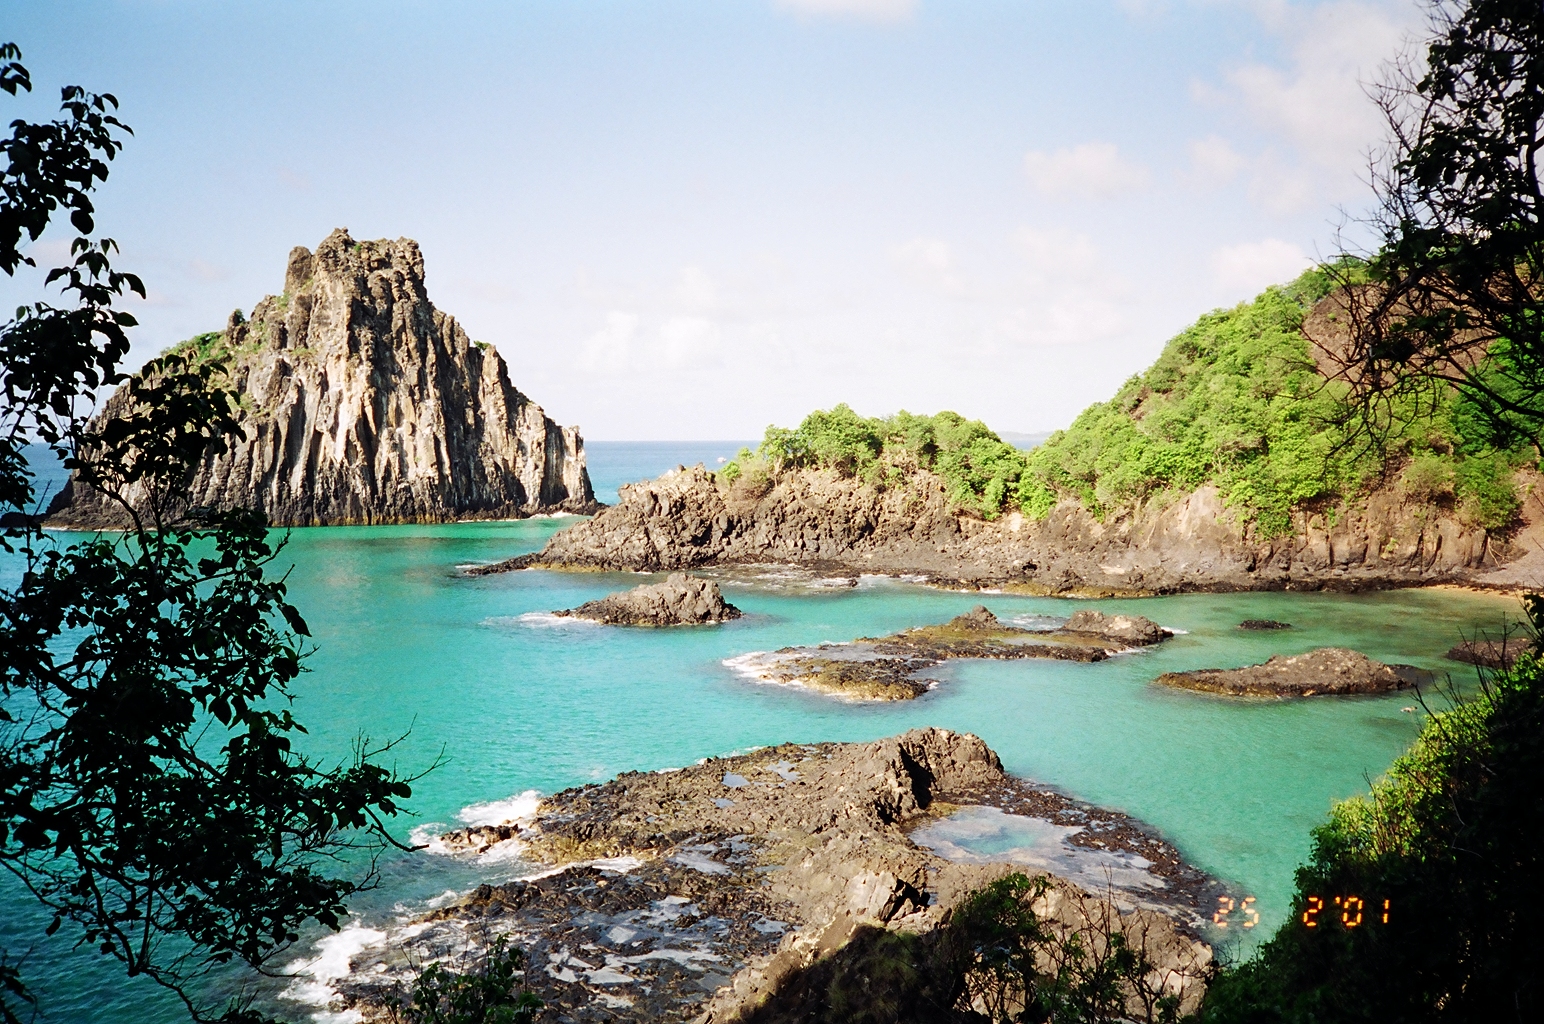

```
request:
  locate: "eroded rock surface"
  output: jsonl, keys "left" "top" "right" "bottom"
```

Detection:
{"left": 332, "top": 730, "right": 1213, "bottom": 1023}
{"left": 729, "top": 606, "right": 1171, "bottom": 701}
{"left": 480, "top": 461, "right": 1516, "bottom": 594}
{"left": 1157, "top": 647, "right": 1432, "bottom": 697}
{"left": 556, "top": 573, "right": 743, "bottom": 626}
{"left": 50, "top": 229, "right": 596, "bottom": 527}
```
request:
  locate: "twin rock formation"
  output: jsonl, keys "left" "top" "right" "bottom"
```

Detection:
{"left": 50, "top": 229, "right": 594, "bottom": 527}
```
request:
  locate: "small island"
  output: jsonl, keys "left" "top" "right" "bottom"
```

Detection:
{"left": 1156, "top": 647, "right": 1432, "bottom": 697}
{"left": 554, "top": 572, "right": 743, "bottom": 626}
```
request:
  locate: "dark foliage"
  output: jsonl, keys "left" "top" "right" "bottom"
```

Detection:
{"left": 1330, "top": 0, "right": 1544, "bottom": 449}
{"left": 0, "top": 44, "right": 421, "bottom": 1023}
{"left": 386, "top": 937, "right": 542, "bottom": 1024}
{"left": 1199, "top": 604, "right": 1544, "bottom": 1023}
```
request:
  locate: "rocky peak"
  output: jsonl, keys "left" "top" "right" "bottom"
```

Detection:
{"left": 51, "top": 229, "right": 596, "bottom": 527}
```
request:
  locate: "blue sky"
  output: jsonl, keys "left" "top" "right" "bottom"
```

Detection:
{"left": 1, "top": 0, "right": 1425, "bottom": 438}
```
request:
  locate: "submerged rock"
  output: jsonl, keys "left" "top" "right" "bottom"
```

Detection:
{"left": 1446, "top": 635, "right": 1534, "bottom": 668}
{"left": 556, "top": 573, "right": 743, "bottom": 626}
{"left": 730, "top": 605, "right": 1171, "bottom": 702}
{"left": 49, "top": 229, "right": 596, "bottom": 528}
{"left": 1157, "top": 647, "right": 1431, "bottom": 697}
{"left": 1238, "top": 619, "right": 1292, "bottom": 630}
{"left": 336, "top": 730, "right": 1214, "bottom": 1022}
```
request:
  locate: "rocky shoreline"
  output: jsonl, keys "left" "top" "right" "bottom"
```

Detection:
{"left": 330, "top": 730, "right": 1215, "bottom": 1023}
{"left": 465, "top": 461, "right": 1544, "bottom": 594}
{"left": 729, "top": 606, "right": 1171, "bottom": 701}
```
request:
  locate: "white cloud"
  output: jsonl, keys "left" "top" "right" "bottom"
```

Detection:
{"left": 580, "top": 311, "right": 639, "bottom": 373}
{"left": 674, "top": 265, "right": 718, "bottom": 313}
{"left": 1001, "top": 228, "right": 1125, "bottom": 346}
{"left": 773, "top": 0, "right": 916, "bottom": 23}
{"left": 1187, "top": 135, "right": 1248, "bottom": 186}
{"left": 1192, "top": 0, "right": 1423, "bottom": 213}
{"left": 658, "top": 316, "right": 722, "bottom": 365}
{"left": 1209, "top": 238, "right": 1313, "bottom": 297}
{"left": 1023, "top": 143, "right": 1150, "bottom": 200}
{"left": 890, "top": 236, "right": 964, "bottom": 295}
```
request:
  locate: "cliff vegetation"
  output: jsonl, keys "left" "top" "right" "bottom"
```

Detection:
{"left": 722, "top": 266, "right": 1531, "bottom": 538}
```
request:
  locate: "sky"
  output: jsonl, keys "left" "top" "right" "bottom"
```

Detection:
{"left": 0, "top": 0, "right": 1429, "bottom": 439}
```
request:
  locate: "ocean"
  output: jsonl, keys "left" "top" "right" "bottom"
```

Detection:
{"left": 0, "top": 442, "right": 1520, "bottom": 1022}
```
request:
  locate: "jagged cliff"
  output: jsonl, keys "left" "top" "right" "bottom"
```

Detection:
{"left": 50, "top": 229, "right": 596, "bottom": 527}
{"left": 495, "top": 462, "right": 1535, "bottom": 593}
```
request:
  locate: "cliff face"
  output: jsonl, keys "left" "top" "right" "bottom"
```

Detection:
{"left": 518, "top": 463, "right": 1527, "bottom": 593}
{"left": 51, "top": 229, "right": 595, "bottom": 527}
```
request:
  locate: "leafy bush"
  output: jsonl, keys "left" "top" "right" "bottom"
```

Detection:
{"left": 390, "top": 937, "right": 541, "bottom": 1024}
{"left": 1199, "top": 602, "right": 1544, "bottom": 1022}
{"left": 749, "top": 405, "right": 1032, "bottom": 519}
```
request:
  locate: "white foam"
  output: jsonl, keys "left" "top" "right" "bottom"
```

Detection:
{"left": 458, "top": 790, "right": 542, "bottom": 826}
{"left": 281, "top": 923, "right": 388, "bottom": 1009}
{"left": 495, "top": 612, "right": 600, "bottom": 629}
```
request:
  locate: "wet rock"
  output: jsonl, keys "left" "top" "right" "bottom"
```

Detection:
{"left": 1157, "top": 647, "right": 1432, "bottom": 697}
{"left": 1063, "top": 609, "right": 1172, "bottom": 645}
{"left": 1446, "top": 635, "right": 1534, "bottom": 668}
{"left": 339, "top": 730, "right": 1215, "bottom": 1023}
{"left": 556, "top": 573, "right": 743, "bottom": 626}
{"left": 1239, "top": 619, "right": 1292, "bottom": 630}
{"left": 733, "top": 605, "right": 1171, "bottom": 702}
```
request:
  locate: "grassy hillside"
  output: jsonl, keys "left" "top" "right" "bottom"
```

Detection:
{"left": 725, "top": 267, "right": 1528, "bottom": 537}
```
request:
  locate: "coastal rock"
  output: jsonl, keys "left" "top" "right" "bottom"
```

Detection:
{"left": 49, "top": 229, "right": 596, "bottom": 527}
{"left": 337, "top": 730, "right": 1214, "bottom": 1022}
{"left": 490, "top": 461, "right": 1509, "bottom": 594}
{"left": 1446, "top": 635, "right": 1534, "bottom": 668}
{"left": 556, "top": 573, "right": 743, "bottom": 626}
{"left": 1063, "top": 609, "right": 1171, "bottom": 645}
{"left": 1239, "top": 619, "right": 1292, "bottom": 630}
{"left": 1157, "top": 647, "right": 1431, "bottom": 697}
{"left": 731, "top": 605, "right": 1169, "bottom": 701}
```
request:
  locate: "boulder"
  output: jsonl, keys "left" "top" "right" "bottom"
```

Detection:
{"left": 556, "top": 572, "right": 742, "bottom": 626}
{"left": 1158, "top": 647, "right": 1431, "bottom": 697}
{"left": 1063, "top": 608, "right": 1171, "bottom": 645}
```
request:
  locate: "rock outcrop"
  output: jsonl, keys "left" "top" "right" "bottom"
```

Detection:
{"left": 729, "top": 605, "right": 1171, "bottom": 701}
{"left": 332, "top": 730, "right": 1214, "bottom": 1022}
{"left": 1446, "top": 635, "right": 1534, "bottom": 668}
{"left": 556, "top": 573, "right": 743, "bottom": 626}
{"left": 1157, "top": 648, "right": 1432, "bottom": 697}
{"left": 482, "top": 461, "right": 1516, "bottom": 594}
{"left": 49, "top": 229, "right": 596, "bottom": 527}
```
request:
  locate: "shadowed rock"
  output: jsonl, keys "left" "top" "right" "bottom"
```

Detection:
{"left": 1158, "top": 647, "right": 1431, "bottom": 697}
{"left": 1239, "top": 619, "right": 1292, "bottom": 630}
{"left": 556, "top": 573, "right": 743, "bottom": 626}
{"left": 1446, "top": 635, "right": 1534, "bottom": 668}
{"left": 1063, "top": 609, "right": 1171, "bottom": 645}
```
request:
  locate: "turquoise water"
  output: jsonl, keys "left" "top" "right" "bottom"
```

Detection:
{"left": 1, "top": 443, "right": 1524, "bottom": 1021}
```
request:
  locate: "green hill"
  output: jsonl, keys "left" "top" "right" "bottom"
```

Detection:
{"left": 725, "top": 267, "right": 1527, "bottom": 538}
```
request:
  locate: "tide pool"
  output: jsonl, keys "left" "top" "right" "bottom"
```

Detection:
{"left": 0, "top": 443, "right": 1524, "bottom": 1021}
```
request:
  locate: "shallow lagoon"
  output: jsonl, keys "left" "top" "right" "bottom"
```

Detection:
{"left": 2, "top": 442, "right": 1524, "bottom": 1021}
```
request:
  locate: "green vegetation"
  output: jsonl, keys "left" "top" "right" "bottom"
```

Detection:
{"left": 731, "top": 266, "right": 1530, "bottom": 536}
{"left": 721, "top": 406, "right": 1033, "bottom": 519}
{"left": 388, "top": 937, "right": 541, "bottom": 1024}
{"left": 746, "top": 872, "right": 1186, "bottom": 1023}
{"left": 1199, "top": 604, "right": 1544, "bottom": 1022}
